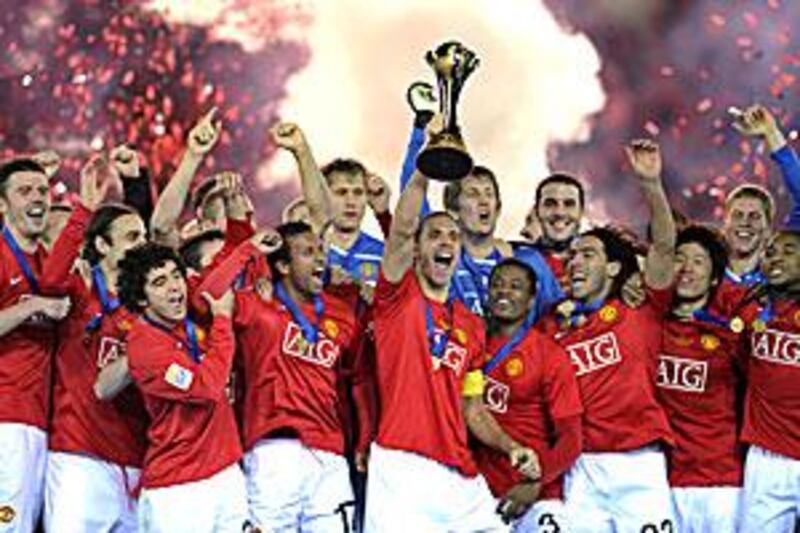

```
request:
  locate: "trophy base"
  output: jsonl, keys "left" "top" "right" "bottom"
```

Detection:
{"left": 417, "top": 146, "right": 473, "bottom": 182}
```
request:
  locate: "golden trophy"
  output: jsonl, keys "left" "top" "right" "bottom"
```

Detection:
{"left": 416, "top": 41, "right": 479, "bottom": 182}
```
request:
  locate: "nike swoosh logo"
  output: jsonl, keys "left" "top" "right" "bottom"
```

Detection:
{"left": 9, "top": 276, "right": 23, "bottom": 286}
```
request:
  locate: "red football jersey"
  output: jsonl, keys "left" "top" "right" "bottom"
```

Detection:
{"left": 709, "top": 275, "right": 751, "bottom": 317}
{"left": 233, "top": 289, "right": 360, "bottom": 454}
{"left": 542, "top": 290, "right": 674, "bottom": 452}
{"left": 657, "top": 318, "right": 744, "bottom": 487}
{"left": 543, "top": 251, "right": 568, "bottom": 291}
{"left": 739, "top": 298, "right": 800, "bottom": 460}
{"left": 474, "top": 328, "right": 583, "bottom": 500}
{"left": 0, "top": 231, "right": 54, "bottom": 430}
{"left": 373, "top": 270, "right": 486, "bottom": 477}
{"left": 128, "top": 315, "right": 241, "bottom": 488}
{"left": 40, "top": 205, "right": 148, "bottom": 467}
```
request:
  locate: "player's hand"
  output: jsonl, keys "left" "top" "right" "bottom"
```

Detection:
{"left": 496, "top": 481, "right": 541, "bottom": 524}
{"left": 359, "top": 283, "right": 375, "bottom": 305}
{"left": 202, "top": 290, "right": 235, "bottom": 318}
{"left": 355, "top": 450, "right": 369, "bottom": 473}
{"left": 79, "top": 155, "right": 114, "bottom": 211}
{"left": 731, "top": 104, "right": 779, "bottom": 138}
{"left": 109, "top": 144, "right": 141, "bottom": 178}
{"left": 366, "top": 172, "right": 391, "bottom": 215}
{"left": 270, "top": 122, "right": 309, "bottom": 154}
{"left": 621, "top": 272, "right": 646, "bottom": 308}
{"left": 509, "top": 444, "right": 541, "bottom": 481}
{"left": 188, "top": 107, "right": 222, "bottom": 157}
{"left": 250, "top": 227, "right": 282, "bottom": 255}
{"left": 625, "top": 139, "right": 662, "bottom": 183}
{"left": 30, "top": 296, "right": 71, "bottom": 320}
{"left": 407, "top": 81, "right": 437, "bottom": 115}
{"left": 32, "top": 149, "right": 62, "bottom": 179}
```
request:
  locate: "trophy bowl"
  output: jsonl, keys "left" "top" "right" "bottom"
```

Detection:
{"left": 416, "top": 41, "right": 480, "bottom": 182}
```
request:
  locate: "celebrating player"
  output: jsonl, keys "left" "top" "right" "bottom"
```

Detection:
{"left": 0, "top": 158, "right": 70, "bottom": 531}
{"left": 736, "top": 229, "right": 800, "bottom": 532}
{"left": 545, "top": 139, "right": 677, "bottom": 532}
{"left": 40, "top": 155, "right": 149, "bottom": 531}
{"left": 365, "top": 158, "right": 540, "bottom": 531}
{"left": 118, "top": 244, "right": 252, "bottom": 532}
{"left": 476, "top": 258, "right": 583, "bottom": 531}
{"left": 657, "top": 225, "right": 745, "bottom": 532}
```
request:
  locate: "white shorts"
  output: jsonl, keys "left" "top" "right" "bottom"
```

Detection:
{"left": 740, "top": 445, "right": 800, "bottom": 533}
{"left": 44, "top": 451, "right": 140, "bottom": 533}
{"left": 364, "top": 444, "right": 508, "bottom": 533}
{"left": 138, "top": 463, "right": 252, "bottom": 533}
{"left": 242, "top": 438, "right": 354, "bottom": 533}
{"left": 510, "top": 498, "right": 570, "bottom": 533}
{"left": 671, "top": 486, "right": 740, "bottom": 533}
{"left": 563, "top": 446, "right": 676, "bottom": 533}
{"left": 0, "top": 423, "right": 46, "bottom": 532}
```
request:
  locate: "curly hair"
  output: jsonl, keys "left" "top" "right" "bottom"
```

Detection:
{"left": 118, "top": 243, "right": 186, "bottom": 313}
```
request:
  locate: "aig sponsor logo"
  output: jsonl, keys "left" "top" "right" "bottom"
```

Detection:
{"left": 484, "top": 377, "right": 510, "bottom": 414}
{"left": 657, "top": 355, "right": 708, "bottom": 393}
{"left": 97, "top": 337, "right": 126, "bottom": 369}
{"left": 282, "top": 322, "right": 340, "bottom": 368}
{"left": 566, "top": 332, "right": 622, "bottom": 376}
{"left": 751, "top": 328, "right": 800, "bottom": 367}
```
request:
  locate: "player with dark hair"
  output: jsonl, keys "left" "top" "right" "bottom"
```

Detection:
{"left": 544, "top": 140, "right": 677, "bottom": 532}
{"left": 117, "top": 243, "right": 252, "bottom": 532}
{"left": 39, "top": 156, "right": 149, "bottom": 531}
{"left": 196, "top": 220, "right": 370, "bottom": 530}
{"left": 736, "top": 229, "right": 800, "bottom": 532}
{"left": 364, "top": 141, "right": 539, "bottom": 530}
{"left": 656, "top": 224, "right": 745, "bottom": 531}
{"left": 475, "top": 258, "right": 583, "bottom": 531}
{"left": 0, "top": 157, "right": 70, "bottom": 531}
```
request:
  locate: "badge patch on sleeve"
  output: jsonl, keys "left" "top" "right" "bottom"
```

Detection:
{"left": 164, "top": 363, "right": 194, "bottom": 391}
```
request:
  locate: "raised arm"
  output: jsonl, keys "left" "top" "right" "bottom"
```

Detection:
{"left": 733, "top": 104, "right": 800, "bottom": 228}
{"left": 382, "top": 170, "right": 428, "bottom": 282}
{"left": 150, "top": 108, "right": 221, "bottom": 245}
{"left": 110, "top": 144, "right": 154, "bottom": 225}
{"left": 625, "top": 139, "right": 676, "bottom": 290}
{"left": 399, "top": 82, "right": 436, "bottom": 216}
{"left": 270, "top": 123, "right": 331, "bottom": 233}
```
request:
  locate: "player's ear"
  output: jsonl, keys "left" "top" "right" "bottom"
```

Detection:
{"left": 275, "top": 259, "right": 290, "bottom": 278}
{"left": 95, "top": 235, "right": 111, "bottom": 257}
{"left": 606, "top": 261, "right": 621, "bottom": 278}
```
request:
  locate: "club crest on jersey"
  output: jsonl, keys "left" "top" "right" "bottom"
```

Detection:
{"left": 566, "top": 332, "right": 622, "bottom": 376}
{"left": 657, "top": 355, "right": 708, "bottom": 393}
{"left": 117, "top": 319, "right": 133, "bottom": 332}
{"left": 751, "top": 328, "right": 800, "bottom": 367}
{"left": 598, "top": 305, "right": 618, "bottom": 323}
{"left": 360, "top": 262, "right": 376, "bottom": 280}
{"left": 323, "top": 319, "right": 339, "bottom": 340}
{"left": 282, "top": 322, "right": 340, "bottom": 368}
{"left": 97, "top": 337, "right": 126, "bottom": 369}
{"left": 484, "top": 377, "right": 510, "bottom": 414}
{"left": 505, "top": 356, "right": 524, "bottom": 378}
{"left": 453, "top": 328, "right": 467, "bottom": 345}
{"left": 0, "top": 505, "right": 15, "bottom": 524}
{"left": 752, "top": 319, "right": 767, "bottom": 333}
{"left": 700, "top": 334, "right": 720, "bottom": 352}
{"left": 164, "top": 363, "right": 194, "bottom": 391}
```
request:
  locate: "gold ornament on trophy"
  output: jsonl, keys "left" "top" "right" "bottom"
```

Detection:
{"left": 416, "top": 41, "right": 480, "bottom": 182}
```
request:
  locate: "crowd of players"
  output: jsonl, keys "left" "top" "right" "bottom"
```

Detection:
{"left": 1, "top": 87, "right": 799, "bottom": 533}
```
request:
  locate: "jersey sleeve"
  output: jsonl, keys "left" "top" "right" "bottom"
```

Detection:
{"left": 541, "top": 336, "right": 584, "bottom": 421}
{"left": 128, "top": 316, "right": 235, "bottom": 404}
{"left": 190, "top": 240, "right": 262, "bottom": 318}
{"left": 399, "top": 126, "right": 430, "bottom": 216}
{"left": 39, "top": 203, "right": 92, "bottom": 300}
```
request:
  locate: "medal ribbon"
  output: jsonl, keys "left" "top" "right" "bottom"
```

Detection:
{"left": 274, "top": 281, "right": 324, "bottom": 343}
{"left": 2, "top": 226, "right": 39, "bottom": 293}
{"left": 85, "top": 265, "right": 121, "bottom": 332}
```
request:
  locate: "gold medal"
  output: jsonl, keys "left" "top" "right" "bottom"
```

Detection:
{"left": 752, "top": 319, "right": 766, "bottom": 333}
{"left": 599, "top": 305, "right": 618, "bottom": 323}
{"left": 729, "top": 317, "right": 744, "bottom": 334}
{"left": 505, "top": 356, "right": 524, "bottom": 378}
{"left": 701, "top": 334, "right": 720, "bottom": 351}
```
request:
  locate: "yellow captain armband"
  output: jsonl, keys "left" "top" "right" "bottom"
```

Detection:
{"left": 462, "top": 370, "right": 486, "bottom": 397}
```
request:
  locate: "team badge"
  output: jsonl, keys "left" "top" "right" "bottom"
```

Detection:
{"left": 729, "top": 317, "right": 744, "bottom": 334}
{"left": 701, "top": 334, "right": 720, "bottom": 351}
{"left": 0, "top": 505, "right": 16, "bottom": 523}
{"left": 323, "top": 319, "right": 339, "bottom": 340}
{"left": 118, "top": 319, "right": 132, "bottom": 332}
{"left": 505, "top": 356, "right": 524, "bottom": 378}
{"left": 454, "top": 328, "right": 467, "bottom": 345}
{"left": 599, "top": 305, "right": 618, "bottom": 323}
{"left": 360, "top": 262, "right": 376, "bottom": 280}
{"left": 164, "top": 363, "right": 194, "bottom": 391}
{"left": 752, "top": 319, "right": 766, "bottom": 333}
